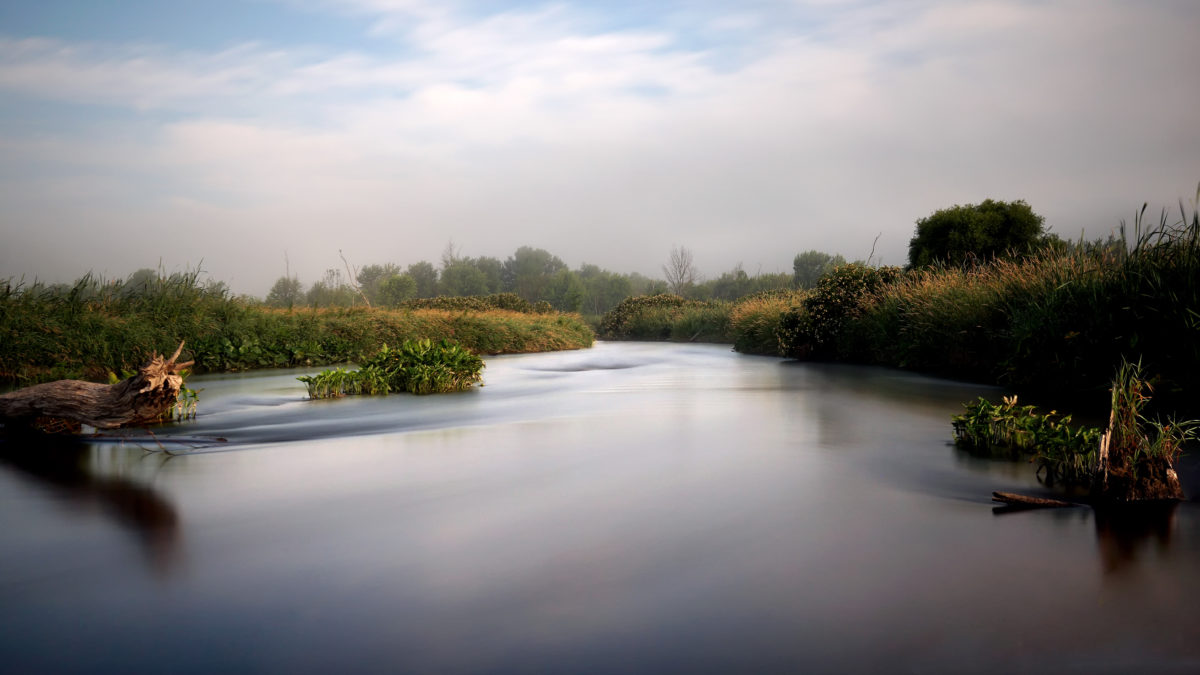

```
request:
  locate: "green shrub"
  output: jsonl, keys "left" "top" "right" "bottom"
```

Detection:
{"left": 729, "top": 291, "right": 806, "bottom": 356}
{"left": 598, "top": 294, "right": 732, "bottom": 342}
{"left": 298, "top": 339, "right": 484, "bottom": 398}
{"left": 399, "top": 293, "right": 537, "bottom": 314}
{"left": 778, "top": 264, "right": 903, "bottom": 359}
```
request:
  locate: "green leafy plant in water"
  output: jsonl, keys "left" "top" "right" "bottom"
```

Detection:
{"left": 952, "top": 359, "right": 1198, "bottom": 491}
{"left": 952, "top": 395, "right": 1102, "bottom": 486}
{"left": 298, "top": 339, "right": 484, "bottom": 398}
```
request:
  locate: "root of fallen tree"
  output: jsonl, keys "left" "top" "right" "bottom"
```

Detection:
{"left": 0, "top": 343, "right": 192, "bottom": 432}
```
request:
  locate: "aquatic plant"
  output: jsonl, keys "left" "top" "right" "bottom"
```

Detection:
{"left": 953, "top": 360, "right": 1196, "bottom": 497}
{"left": 298, "top": 339, "right": 484, "bottom": 398}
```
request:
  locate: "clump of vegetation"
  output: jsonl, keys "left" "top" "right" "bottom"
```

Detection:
{"left": 298, "top": 339, "right": 484, "bottom": 398}
{"left": 777, "top": 264, "right": 903, "bottom": 359}
{"left": 746, "top": 189, "right": 1200, "bottom": 407}
{"left": 953, "top": 361, "right": 1194, "bottom": 500}
{"left": 399, "top": 293, "right": 545, "bottom": 314}
{"left": 907, "top": 198, "right": 1052, "bottom": 269}
{"left": 0, "top": 271, "right": 593, "bottom": 384}
{"left": 598, "top": 294, "right": 731, "bottom": 342}
{"left": 1093, "top": 360, "right": 1195, "bottom": 500}
{"left": 729, "top": 290, "right": 807, "bottom": 355}
{"left": 953, "top": 395, "right": 1101, "bottom": 484}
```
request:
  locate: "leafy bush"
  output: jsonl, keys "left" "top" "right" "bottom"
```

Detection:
{"left": 298, "top": 339, "right": 484, "bottom": 398}
{"left": 777, "top": 264, "right": 902, "bottom": 359}
{"left": 399, "top": 293, "right": 539, "bottom": 314}
{"left": 729, "top": 290, "right": 806, "bottom": 355}
{"left": 598, "top": 294, "right": 731, "bottom": 342}
{"left": 908, "top": 198, "right": 1046, "bottom": 268}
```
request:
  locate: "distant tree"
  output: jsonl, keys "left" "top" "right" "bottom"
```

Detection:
{"left": 376, "top": 273, "right": 417, "bottom": 307}
{"left": 266, "top": 276, "right": 303, "bottom": 308}
{"left": 306, "top": 269, "right": 357, "bottom": 307}
{"left": 706, "top": 264, "right": 751, "bottom": 301}
{"left": 662, "top": 246, "right": 696, "bottom": 295}
{"left": 406, "top": 261, "right": 439, "bottom": 298}
{"left": 503, "top": 246, "right": 567, "bottom": 302}
{"left": 474, "top": 256, "right": 504, "bottom": 294}
{"left": 119, "top": 268, "right": 160, "bottom": 296}
{"left": 439, "top": 262, "right": 490, "bottom": 297}
{"left": 357, "top": 263, "right": 400, "bottom": 303}
{"left": 578, "top": 264, "right": 634, "bottom": 315}
{"left": 908, "top": 199, "right": 1046, "bottom": 268}
{"left": 793, "top": 250, "right": 847, "bottom": 289}
{"left": 544, "top": 268, "right": 585, "bottom": 312}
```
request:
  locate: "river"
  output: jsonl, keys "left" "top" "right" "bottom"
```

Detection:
{"left": 1, "top": 342, "right": 1198, "bottom": 673}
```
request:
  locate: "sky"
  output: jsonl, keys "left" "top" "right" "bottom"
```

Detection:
{"left": 0, "top": 0, "right": 1197, "bottom": 296}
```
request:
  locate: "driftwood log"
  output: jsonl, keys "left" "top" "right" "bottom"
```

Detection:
{"left": 0, "top": 343, "right": 192, "bottom": 432}
{"left": 991, "top": 491, "right": 1076, "bottom": 510}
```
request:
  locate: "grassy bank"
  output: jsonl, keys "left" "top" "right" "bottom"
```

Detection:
{"left": 597, "top": 294, "right": 733, "bottom": 343}
{"left": 0, "top": 278, "right": 594, "bottom": 384}
{"left": 763, "top": 199, "right": 1200, "bottom": 410}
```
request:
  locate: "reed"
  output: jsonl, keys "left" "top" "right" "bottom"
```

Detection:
{"left": 0, "top": 275, "right": 593, "bottom": 384}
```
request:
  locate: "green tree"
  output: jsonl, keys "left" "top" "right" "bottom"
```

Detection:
{"left": 357, "top": 263, "right": 400, "bottom": 303}
{"left": 474, "top": 256, "right": 504, "bottom": 293}
{"left": 406, "top": 261, "right": 439, "bottom": 298}
{"left": 907, "top": 199, "right": 1046, "bottom": 268}
{"left": 578, "top": 264, "right": 634, "bottom": 315}
{"left": 265, "top": 276, "right": 303, "bottom": 308}
{"left": 439, "top": 262, "right": 490, "bottom": 297}
{"left": 376, "top": 273, "right": 417, "bottom": 307}
{"left": 503, "top": 247, "right": 567, "bottom": 302}
{"left": 544, "top": 268, "right": 585, "bottom": 312}
{"left": 793, "top": 250, "right": 847, "bottom": 289}
{"left": 306, "top": 269, "right": 357, "bottom": 307}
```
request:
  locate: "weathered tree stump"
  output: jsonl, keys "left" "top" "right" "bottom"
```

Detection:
{"left": 0, "top": 343, "right": 192, "bottom": 432}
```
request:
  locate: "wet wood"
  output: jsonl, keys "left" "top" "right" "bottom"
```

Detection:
{"left": 0, "top": 343, "right": 192, "bottom": 431}
{"left": 991, "top": 491, "right": 1076, "bottom": 509}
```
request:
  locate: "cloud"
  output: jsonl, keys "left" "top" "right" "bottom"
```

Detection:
{"left": 0, "top": 0, "right": 1198, "bottom": 294}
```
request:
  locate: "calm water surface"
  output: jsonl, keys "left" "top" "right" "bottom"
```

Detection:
{"left": 1, "top": 342, "right": 1198, "bottom": 673}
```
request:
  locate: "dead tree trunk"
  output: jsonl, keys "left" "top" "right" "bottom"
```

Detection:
{"left": 0, "top": 343, "right": 192, "bottom": 432}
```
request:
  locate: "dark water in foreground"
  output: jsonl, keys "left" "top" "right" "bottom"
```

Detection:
{"left": 2, "top": 343, "right": 1198, "bottom": 673}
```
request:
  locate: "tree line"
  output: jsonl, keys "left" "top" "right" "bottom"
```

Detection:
{"left": 263, "top": 244, "right": 852, "bottom": 315}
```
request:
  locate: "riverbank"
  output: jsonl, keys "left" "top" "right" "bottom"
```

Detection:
{"left": 599, "top": 199, "right": 1200, "bottom": 414}
{"left": 0, "top": 282, "right": 594, "bottom": 383}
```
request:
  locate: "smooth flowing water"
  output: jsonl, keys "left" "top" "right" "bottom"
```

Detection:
{"left": 1, "top": 343, "right": 1198, "bottom": 673}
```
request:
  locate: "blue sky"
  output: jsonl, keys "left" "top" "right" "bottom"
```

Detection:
{"left": 1, "top": 0, "right": 1198, "bottom": 294}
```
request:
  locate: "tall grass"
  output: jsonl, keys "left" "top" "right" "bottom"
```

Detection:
{"left": 729, "top": 290, "right": 807, "bottom": 355}
{"left": 765, "top": 190, "right": 1200, "bottom": 409}
{"left": 598, "top": 294, "right": 733, "bottom": 342}
{"left": 0, "top": 274, "right": 593, "bottom": 384}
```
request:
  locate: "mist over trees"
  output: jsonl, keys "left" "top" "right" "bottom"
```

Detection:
{"left": 260, "top": 242, "right": 849, "bottom": 314}
{"left": 793, "top": 251, "right": 847, "bottom": 289}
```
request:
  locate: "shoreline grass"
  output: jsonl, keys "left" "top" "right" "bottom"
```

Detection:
{"left": 0, "top": 278, "right": 594, "bottom": 384}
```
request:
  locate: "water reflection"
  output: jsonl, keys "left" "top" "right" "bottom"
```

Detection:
{"left": 0, "top": 439, "right": 182, "bottom": 576}
{"left": 1093, "top": 501, "right": 1179, "bottom": 576}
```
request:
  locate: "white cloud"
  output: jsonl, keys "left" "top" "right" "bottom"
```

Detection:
{"left": 0, "top": 0, "right": 1198, "bottom": 293}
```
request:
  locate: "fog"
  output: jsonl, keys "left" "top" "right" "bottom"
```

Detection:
{"left": 1, "top": 0, "right": 1198, "bottom": 295}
